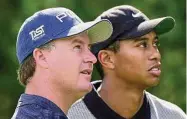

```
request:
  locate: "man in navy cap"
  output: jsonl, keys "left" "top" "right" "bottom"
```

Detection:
{"left": 12, "top": 7, "right": 113, "bottom": 119}
{"left": 68, "top": 5, "right": 186, "bottom": 119}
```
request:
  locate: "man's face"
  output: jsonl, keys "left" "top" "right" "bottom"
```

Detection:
{"left": 113, "top": 31, "right": 161, "bottom": 89}
{"left": 46, "top": 32, "right": 97, "bottom": 98}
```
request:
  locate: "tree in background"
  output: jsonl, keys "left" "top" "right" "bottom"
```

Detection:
{"left": 0, "top": 0, "right": 185, "bottom": 118}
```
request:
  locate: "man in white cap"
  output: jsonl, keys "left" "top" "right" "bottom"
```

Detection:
{"left": 12, "top": 7, "right": 113, "bottom": 119}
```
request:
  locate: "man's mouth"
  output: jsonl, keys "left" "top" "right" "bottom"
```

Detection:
{"left": 148, "top": 63, "right": 161, "bottom": 77}
{"left": 149, "top": 67, "right": 160, "bottom": 71}
{"left": 80, "top": 69, "right": 92, "bottom": 75}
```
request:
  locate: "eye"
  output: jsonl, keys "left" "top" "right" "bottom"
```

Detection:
{"left": 139, "top": 41, "right": 148, "bottom": 48}
{"left": 73, "top": 45, "right": 82, "bottom": 52}
{"left": 153, "top": 40, "right": 160, "bottom": 47}
{"left": 88, "top": 44, "right": 92, "bottom": 50}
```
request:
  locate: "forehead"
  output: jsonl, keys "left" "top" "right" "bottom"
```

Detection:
{"left": 133, "top": 31, "right": 157, "bottom": 41}
{"left": 116, "top": 31, "right": 157, "bottom": 44}
{"left": 54, "top": 32, "right": 90, "bottom": 45}
{"left": 112, "top": 31, "right": 158, "bottom": 48}
{"left": 66, "top": 32, "right": 90, "bottom": 44}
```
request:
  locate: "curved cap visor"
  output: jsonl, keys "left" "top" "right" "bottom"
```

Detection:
{"left": 118, "top": 16, "right": 175, "bottom": 40}
{"left": 54, "top": 19, "right": 113, "bottom": 44}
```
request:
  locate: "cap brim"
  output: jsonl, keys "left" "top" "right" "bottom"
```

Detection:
{"left": 87, "top": 20, "right": 113, "bottom": 44}
{"left": 153, "top": 17, "right": 175, "bottom": 35}
{"left": 55, "top": 19, "right": 113, "bottom": 44}
{"left": 139, "top": 16, "right": 175, "bottom": 35}
{"left": 119, "top": 16, "right": 175, "bottom": 40}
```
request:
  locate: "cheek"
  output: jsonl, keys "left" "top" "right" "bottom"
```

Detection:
{"left": 115, "top": 51, "right": 146, "bottom": 75}
{"left": 48, "top": 51, "right": 82, "bottom": 78}
{"left": 48, "top": 53, "right": 84, "bottom": 91}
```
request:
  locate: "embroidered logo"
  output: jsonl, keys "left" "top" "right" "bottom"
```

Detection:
{"left": 132, "top": 12, "right": 141, "bottom": 18}
{"left": 56, "top": 12, "right": 68, "bottom": 22}
{"left": 29, "top": 25, "right": 45, "bottom": 40}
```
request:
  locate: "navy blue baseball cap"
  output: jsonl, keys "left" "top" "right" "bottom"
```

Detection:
{"left": 91, "top": 5, "right": 175, "bottom": 54}
{"left": 16, "top": 7, "right": 113, "bottom": 64}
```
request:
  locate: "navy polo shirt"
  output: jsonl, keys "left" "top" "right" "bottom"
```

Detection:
{"left": 83, "top": 82, "right": 151, "bottom": 119}
{"left": 12, "top": 94, "right": 68, "bottom": 119}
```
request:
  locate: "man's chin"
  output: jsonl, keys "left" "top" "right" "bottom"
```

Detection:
{"left": 81, "top": 84, "right": 93, "bottom": 93}
{"left": 144, "top": 78, "right": 160, "bottom": 89}
{"left": 75, "top": 84, "right": 93, "bottom": 97}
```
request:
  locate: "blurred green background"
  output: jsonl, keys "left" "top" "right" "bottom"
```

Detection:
{"left": 0, "top": 0, "right": 186, "bottom": 118}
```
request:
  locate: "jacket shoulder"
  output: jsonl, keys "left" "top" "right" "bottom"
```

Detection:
{"left": 68, "top": 98, "right": 96, "bottom": 119}
{"left": 146, "top": 92, "right": 186, "bottom": 119}
{"left": 11, "top": 104, "right": 44, "bottom": 119}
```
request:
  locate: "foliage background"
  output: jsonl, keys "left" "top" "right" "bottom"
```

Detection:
{"left": 0, "top": 0, "right": 186, "bottom": 118}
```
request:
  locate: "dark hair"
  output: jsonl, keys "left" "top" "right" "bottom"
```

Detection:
{"left": 17, "top": 42, "right": 55, "bottom": 86}
{"left": 95, "top": 40, "right": 120, "bottom": 78}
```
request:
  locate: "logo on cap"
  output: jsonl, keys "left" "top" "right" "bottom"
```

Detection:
{"left": 29, "top": 25, "right": 45, "bottom": 40}
{"left": 56, "top": 13, "right": 68, "bottom": 22}
{"left": 132, "top": 12, "right": 141, "bottom": 18}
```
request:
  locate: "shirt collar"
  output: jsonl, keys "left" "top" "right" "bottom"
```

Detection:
{"left": 83, "top": 80, "right": 151, "bottom": 119}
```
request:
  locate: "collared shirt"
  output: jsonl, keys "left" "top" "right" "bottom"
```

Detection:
{"left": 68, "top": 80, "right": 187, "bottom": 119}
{"left": 12, "top": 94, "right": 68, "bottom": 119}
{"left": 83, "top": 84, "right": 150, "bottom": 119}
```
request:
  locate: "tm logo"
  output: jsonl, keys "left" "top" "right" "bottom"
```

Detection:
{"left": 29, "top": 25, "right": 45, "bottom": 40}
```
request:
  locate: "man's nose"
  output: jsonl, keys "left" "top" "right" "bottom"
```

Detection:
{"left": 148, "top": 46, "right": 161, "bottom": 61}
{"left": 84, "top": 50, "right": 97, "bottom": 64}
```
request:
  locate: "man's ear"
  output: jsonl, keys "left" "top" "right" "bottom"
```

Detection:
{"left": 98, "top": 50, "right": 115, "bottom": 69}
{"left": 33, "top": 48, "right": 48, "bottom": 69}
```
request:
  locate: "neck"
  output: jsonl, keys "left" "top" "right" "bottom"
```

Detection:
{"left": 25, "top": 73, "right": 74, "bottom": 114}
{"left": 98, "top": 76, "right": 145, "bottom": 119}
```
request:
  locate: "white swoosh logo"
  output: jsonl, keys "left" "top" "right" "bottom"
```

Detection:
{"left": 132, "top": 12, "right": 141, "bottom": 18}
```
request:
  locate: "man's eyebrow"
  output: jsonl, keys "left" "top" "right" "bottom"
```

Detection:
{"left": 133, "top": 36, "right": 159, "bottom": 42}
{"left": 71, "top": 39, "right": 85, "bottom": 45}
{"left": 134, "top": 37, "right": 148, "bottom": 42}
